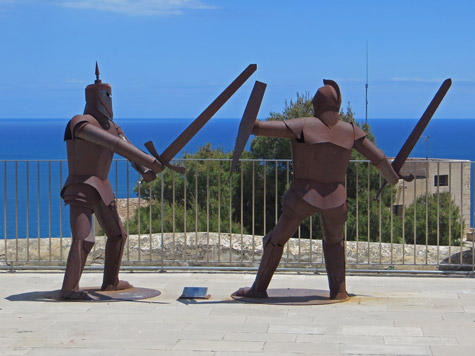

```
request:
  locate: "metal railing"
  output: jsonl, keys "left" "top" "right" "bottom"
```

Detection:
{"left": 1, "top": 158, "right": 474, "bottom": 274}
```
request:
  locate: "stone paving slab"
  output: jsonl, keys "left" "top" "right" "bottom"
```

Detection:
{"left": 430, "top": 345, "right": 475, "bottom": 356}
{"left": 0, "top": 271, "right": 474, "bottom": 355}
{"left": 340, "top": 344, "right": 431, "bottom": 355}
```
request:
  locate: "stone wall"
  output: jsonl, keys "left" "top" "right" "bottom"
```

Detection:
{"left": 1, "top": 233, "right": 473, "bottom": 270}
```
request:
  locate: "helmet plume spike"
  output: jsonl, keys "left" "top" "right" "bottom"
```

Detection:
{"left": 95, "top": 61, "right": 102, "bottom": 84}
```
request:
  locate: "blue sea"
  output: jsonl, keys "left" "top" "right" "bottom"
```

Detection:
{"left": 1, "top": 117, "right": 474, "bottom": 161}
{"left": 1, "top": 117, "right": 474, "bottom": 239}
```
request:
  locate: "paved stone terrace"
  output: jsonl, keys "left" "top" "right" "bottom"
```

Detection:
{"left": 0, "top": 271, "right": 474, "bottom": 356}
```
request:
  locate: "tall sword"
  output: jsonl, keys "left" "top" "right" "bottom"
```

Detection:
{"left": 145, "top": 64, "right": 257, "bottom": 173}
{"left": 229, "top": 81, "right": 267, "bottom": 178}
{"left": 375, "top": 78, "right": 452, "bottom": 199}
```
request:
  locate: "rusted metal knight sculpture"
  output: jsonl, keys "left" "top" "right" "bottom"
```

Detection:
{"left": 60, "top": 64, "right": 163, "bottom": 300}
{"left": 61, "top": 63, "right": 257, "bottom": 300}
{"left": 234, "top": 80, "right": 409, "bottom": 300}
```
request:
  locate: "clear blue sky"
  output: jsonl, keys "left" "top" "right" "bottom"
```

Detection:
{"left": 0, "top": 0, "right": 473, "bottom": 119}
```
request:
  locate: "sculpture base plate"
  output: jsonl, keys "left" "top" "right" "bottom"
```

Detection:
{"left": 47, "top": 287, "right": 161, "bottom": 302}
{"left": 231, "top": 288, "right": 349, "bottom": 305}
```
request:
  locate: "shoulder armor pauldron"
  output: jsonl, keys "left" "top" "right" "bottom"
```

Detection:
{"left": 288, "top": 118, "right": 359, "bottom": 150}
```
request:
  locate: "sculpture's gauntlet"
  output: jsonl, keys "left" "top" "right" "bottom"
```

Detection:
{"left": 375, "top": 159, "right": 399, "bottom": 185}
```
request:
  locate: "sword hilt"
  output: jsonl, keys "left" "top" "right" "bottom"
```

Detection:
{"left": 145, "top": 141, "right": 186, "bottom": 175}
{"left": 374, "top": 173, "right": 415, "bottom": 201}
{"left": 374, "top": 181, "right": 388, "bottom": 201}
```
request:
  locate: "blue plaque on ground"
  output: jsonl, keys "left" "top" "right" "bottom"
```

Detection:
{"left": 179, "top": 287, "right": 210, "bottom": 299}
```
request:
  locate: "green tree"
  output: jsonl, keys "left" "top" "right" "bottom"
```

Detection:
{"left": 129, "top": 143, "right": 243, "bottom": 235}
{"left": 127, "top": 93, "right": 463, "bottom": 247}
{"left": 250, "top": 92, "right": 313, "bottom": 160}
{"left": 396, "top": 192, "right": 462, "bottom": 246}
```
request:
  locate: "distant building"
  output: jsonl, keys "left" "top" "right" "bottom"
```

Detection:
{"left": 394, "top": 158, "right": 471, "bottom": 232}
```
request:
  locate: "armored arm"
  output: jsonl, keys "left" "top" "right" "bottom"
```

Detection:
{"left": 252, "top": 120, "right": 298, "bottom": 139}
{"left": 118, "top": 132, "right": 158, "bottom": 182}
{"left": 354, "top": 137, "right": 399, "bottom": 185}
{"left": 129, "top": 161, "right": 157, "bottom": 183}
{"left": 74, "top": 122, "right": 163, "bottom": 175}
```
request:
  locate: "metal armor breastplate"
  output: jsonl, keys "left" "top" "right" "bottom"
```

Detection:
{"left": 287, "top": 117, "right": 355, "bottom": 183}
{"left": 62, "top": 115, "right": 120, "bottom": 205}
{"left": 291, "top": 142, "right": 352, "bottom": 183}
{"left": 284, "top": 117, "right": 359, "bottom": 209}
{"left": 65, "top": 115, "right": 119, "bottom": 179}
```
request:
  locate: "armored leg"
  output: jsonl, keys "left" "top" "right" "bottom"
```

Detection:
{"left": 73, "top": 232, "right": 95, "bottom": 290}
{"left": 61, "top": 203, "right": 96, "bottom": 300}
{"left": 244, "top": 213, "right": 299, "bottom": 298}
{"left": 236, "top": 190, "right": 317, "bottom": 298}
{"left": 322, "top": 240, "right": 348, "bottom": 300}
{"left": 249, "top": 233, "right": 284, "bottom": 297}
{"left": 320, "top": 203, "right": 349, "bottom": 300}
{"left": 94, "top": 200, "right": 131, "bottom": 291}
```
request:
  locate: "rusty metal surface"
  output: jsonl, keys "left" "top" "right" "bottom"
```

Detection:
{"left": 64, "top": 115, "right": 118, "bottom": 182}
{"left": 240, "top": 79, "right": 396, "bottom": 301}
{"left": 144, "top": 141, "right": 185, "bottom": 175}
{"left": 231, "top": 288, "right": 349, "bottom": 305}
{"left": 60, "top": 65, "right": 162, "bottom": 299}
{"left": 160, "top": 64, "right": 257, "bottom": 164}
{"left": 311, "top": 79, "right": 341, "bottom": 116}
{"left": 230, "top": 80, "right": 267, "bottom": 177}
{"left": 392, "top": 79, "right": 452, "bottom": 173}
{"left": 375, "top": 78, "right": 452, "bottom": 198}
{"left": 84, "top": 63, "right": 113, "bottom": 125}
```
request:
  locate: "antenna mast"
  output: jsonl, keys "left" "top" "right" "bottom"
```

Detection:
{"left": 365, "top": 41, "right": 369, "bottom": 125}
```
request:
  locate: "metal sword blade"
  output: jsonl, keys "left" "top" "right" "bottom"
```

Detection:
{"left": 375, "top": 78, "right": 452, "bottom": 199}
{"left": 229, "top": 81, "right": 267, "bottom": 178}
{"left": 391, "top": 78, "right": 451, "bottom": 172}
{"left": 160, "top": 64, "right": 257, "bottom": 163}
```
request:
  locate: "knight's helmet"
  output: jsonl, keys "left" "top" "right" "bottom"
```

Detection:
{"left": 311, "top": 79, "right": 341, "bottom": 117}
{"left": 84, "top": 62, "right": 113, "bottom": 127}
